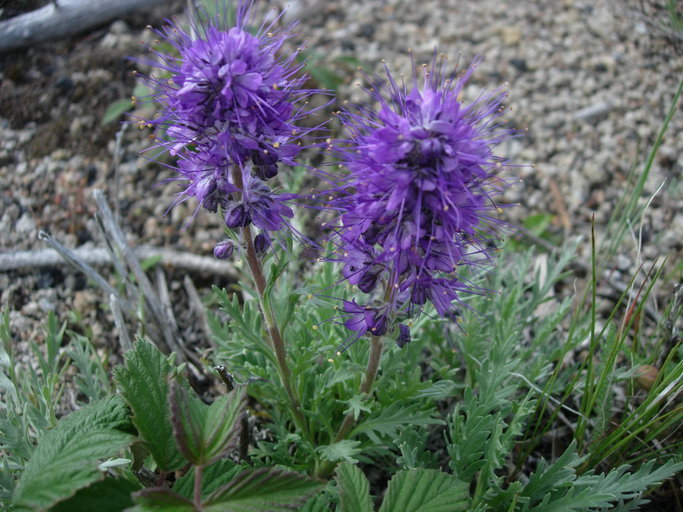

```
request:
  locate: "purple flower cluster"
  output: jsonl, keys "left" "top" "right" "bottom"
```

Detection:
{"left": 139, "top": 1, "right": 323, "bottom": 252}
{"left": 333, "top": 54, "right": 513, "bottom": 344}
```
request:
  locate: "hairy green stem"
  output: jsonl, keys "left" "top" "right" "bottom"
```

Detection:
{"left": 334, "top": 335, "right": 383, "bottom": 442}
{"left": 316, "top": 277, "right": 396, "bottom": 479}
{"left": 230, "top": 166, "right": 311, "bottom": 444}
{"left": 315, "top": 335, "right": 384, "bottom": 478}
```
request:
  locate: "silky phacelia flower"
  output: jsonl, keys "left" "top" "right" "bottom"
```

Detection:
{"left": 138, "top": 1, "right": 325, "bottom": 249}
{"left": 333, "top": 53, "right": 514, "bottom": 340}
{"left": 342, "top": 300, "right": 389, "bottom": 338}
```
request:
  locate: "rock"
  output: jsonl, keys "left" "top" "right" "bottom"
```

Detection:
{"left": 509, "top": 57, "right": 528, "bottom": 72}
{"left": 573, "top": 101, "right": 613, "bottom": 122}
{"left": 499, "top": 26, "right": 522, "bottom": 45}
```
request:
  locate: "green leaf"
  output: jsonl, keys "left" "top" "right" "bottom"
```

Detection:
{"left": 130, "top": 488, "right": 195, "bottom": 512}
{"left": 307, "top": 65, "right": 343, "bottom": 90}
{"left": 518, "top": 452, "right": 683, "bottom": 512}
{"left": 415, "top": 380, "right": 457, "bottom": 400}
{"left": 317, "top": 440, "right": 362, "bottom": 464}
{"left": 140, "top": 254, "right": 163, "bottom": 271}
{"left": 170, "top": 380, "right": 246, "bottom": 466}
{"left": 114, "top": 339, "right": 185, "bottom": 471}
{"left": 213, "top": 287, "right": 274, "bottom": 363}
{"left": 101, "top": 98, "right": 133, "bottom": 125}
{"left": 13, "top": 395, "right": 136, "bottom": 512}
{"left": 523, "top": 212, "right": 554, "bottom": 236}
{"left": 344, "top": 394, "right": 372, "bottom": 420}
{"left": 51, "top": 477, "right": 141, "bottom": 512}
{"left": 300, "top": 492, "right": 333, "bottom": 512}
{"left": 350, "top": 403, "right": 443, "bottom": 444}
{"left": 335, "top": 463, "right": 373, "bottom": 512}
{"left": 378, "top": 470, "right": 469, "bottom": 512}
{"left": 521, "top": 440, "right": 583, "bottom": 501}
{"left": 203, "top": 467, "right": 323, "bottom": 511}
{"left": 173, "top": 459, "right": 241, "bottom": 500}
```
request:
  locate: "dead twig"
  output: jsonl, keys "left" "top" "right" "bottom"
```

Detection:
{"left": 93, "top": 189, "right": 183, "bottom": 361}
{"left": 0, "top": 245, "right": 237, "bottom": 278}
{"left": 109, "top": 293, "right": 133, "bottom": 352}
{"left": 183, "top": 274, "right": 217, "bottom": 352}
{"left": 0, "top": 0, "right": 172, "bottom": 53}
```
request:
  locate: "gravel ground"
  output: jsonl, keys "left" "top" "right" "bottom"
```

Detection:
{"left": 0, "top": 0, "right": 681, "bottom": 365}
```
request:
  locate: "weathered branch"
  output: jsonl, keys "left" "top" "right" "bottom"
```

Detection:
{"left": 0, "top": 244, "right": 237, "bottom": 278}
{"left": 0, "top": 0, "right": 172, "bottom": 53}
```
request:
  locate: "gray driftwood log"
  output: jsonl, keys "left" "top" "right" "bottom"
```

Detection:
{"left": 0, "top": 0, "right": 171, "bottom": 53}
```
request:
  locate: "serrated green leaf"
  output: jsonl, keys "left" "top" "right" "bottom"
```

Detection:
{"left": 114, "top": 339, "right": 185, "bottom": 471}
{"left": 336, "top": 463, "right": 373, "bottom": 512}
{"left": 521, "top": 440, "right": 583, "bottom": 501}
{"left": 51, "top": 477, "right": 141, "bottom": 512}
{"left": 350, "top": 403, "right": 443, "bottom": 444}
{"left": 203, "top": 468, "right": 323, "bottom": 511}
{"left": 344, "top": 395, "right": 372, "bottom": 420}
{"left": 317, "top": 440, "right": 362, "bottom": 464}
{"left": 378, "top": 470, "right": 469, "bottom": 512}
{"left": 519, "top": 456, "right": 683, "bottom": 512}
{"left": 415, "top": 380, "right": 456, "bottom": 400}
{"left": 130, "top": 488, "right": 195, "bottom": 512}
{"left": 102, "top": 98, "right": 133, "bottom": 125}
{"left": 13, "top": 395, "right": 135, "bottom": 512}
{"left": 213, "top": 287, "right": 274, "bottom": 362}
{"left": 300, "top": 492, "right": 333, "bottom": 512}
{"left": 170, "top": 381, "right": 245, "bottom": 466}
{"left": 173, "top": 459, "right": 241, "bottom": 499}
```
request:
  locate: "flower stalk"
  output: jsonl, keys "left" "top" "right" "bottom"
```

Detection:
{"left": 230, "top": 165, "right": 310, "bottom": 443}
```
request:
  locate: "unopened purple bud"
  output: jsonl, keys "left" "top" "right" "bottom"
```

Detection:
{"left": 252, "top": 151, "right": 279, "bottom": 180}
{"left": 410, "top": 283, "right": 427, "bottom": 306}
{"left": 358, "top": 270, "right": 380, "bottom": 293}
{"left": 362, "top": 225, "right": 382, "bottom": 245}
{"left": 396, "top": 324, "right": 411, "bottom": 348}
{"left": 254, "top": 233, "right": 271, "bottom": 256}
{"left": 225, "top": 205, "right": 251, "bottom": 228}
{"left": 253, "top": 164, "right": 279, "bottom": 180}
{"left": 204, "top": 196, "right": 219, "bottom": 213}
{"left": 370, "top": 312, "right": 388, "bottom": 336}
{"left": 214, "top": 240, "right": 234, "bottom": 260}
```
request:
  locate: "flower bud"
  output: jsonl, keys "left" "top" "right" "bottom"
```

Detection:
{"left": 358, "top": 270, "right": 380, "bottom": 293}
{"left": 254, "top": 233, "right": 271, "bottom": 256}
{"left": 396, "top": 323, "right": 411, "bottom": 348}
{"left": 225, "top": 204, "right": 251, "bottom": 228}
{"left": 213, "top": 240, "right": 234, "bottom": 260}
